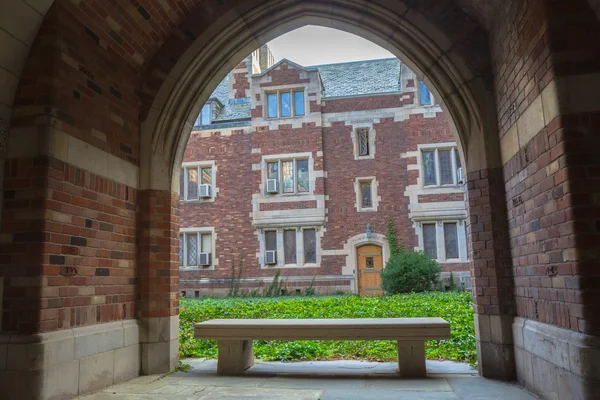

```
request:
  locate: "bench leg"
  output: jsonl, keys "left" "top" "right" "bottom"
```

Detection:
{"left": 216, "top": 340, "right": 254, "bottom": 375}
{"left": 397, "top": 341, "right": 426, "bottom": 377}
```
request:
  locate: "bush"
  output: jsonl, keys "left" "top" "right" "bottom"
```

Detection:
{"left": 380, "top": 251, "right": 441, "bottom": 294}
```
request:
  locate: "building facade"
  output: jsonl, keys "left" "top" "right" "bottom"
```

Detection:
{"left": 179, "top": 47, "right": 470, "bottom": 296}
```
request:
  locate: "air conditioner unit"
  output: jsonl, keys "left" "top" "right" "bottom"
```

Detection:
{"left": 199, "top": 252, "right": 211, "bottom": 266}
{"left": 265, "top": 250, "right": 277, "bottom": 265}
{"left": 456, "top": 167, "right": 464, "bottom": 184}
{"left": 266, "top": 179, "right": 279, "bottom": 194}
{"left": 199, "top": 184, "right": 211, "bottom": 198}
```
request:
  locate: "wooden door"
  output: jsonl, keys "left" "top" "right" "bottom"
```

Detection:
{"left": 357, "top": 244, "right": 384, "bottom": 296}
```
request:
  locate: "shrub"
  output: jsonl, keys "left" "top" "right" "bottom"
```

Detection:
{"left": 380, "top": 251, "right": 441, "bottom": 294}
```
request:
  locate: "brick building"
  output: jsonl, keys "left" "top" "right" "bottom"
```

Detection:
{"left": 179, "top": 47, "right": 470, "bottom": 297}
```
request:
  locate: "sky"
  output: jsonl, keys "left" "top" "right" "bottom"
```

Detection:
{"left": 267, "top": 26, "right": 394, "bottom": 66}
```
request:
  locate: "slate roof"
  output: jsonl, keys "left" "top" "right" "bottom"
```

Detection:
{"left": 316, "top": 58, "right": 401, "bottom": 98}
{"left": 201, "top": 58, "right": 402, "bottom": 126}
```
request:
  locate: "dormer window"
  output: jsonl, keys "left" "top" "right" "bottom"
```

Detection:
{"left": 266, "top": 89, "right": 305, "bottom": 119}
{"left": 419, "top": 81, "right": 433, "bottom": 106}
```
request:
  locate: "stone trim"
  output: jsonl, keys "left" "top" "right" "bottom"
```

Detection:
{"left": 7, "top": 126, "right": 139, "bottom": 188}
{"left": 513, "top": 317, "right": 600, "bottom": 400}
{"left": 0, "top": 320, "right": 141, "bottom": 399}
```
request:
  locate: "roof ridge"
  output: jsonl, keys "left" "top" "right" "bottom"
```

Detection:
{"left": 309, "top": 57, "right": 399, "bottom": 69}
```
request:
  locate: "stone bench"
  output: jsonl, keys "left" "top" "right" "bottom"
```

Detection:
{"left": 194, "top": 317, "right": 450, "bottom": 377}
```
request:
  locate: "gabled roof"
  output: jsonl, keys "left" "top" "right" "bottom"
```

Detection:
{"left": 199, "top": 58, "right": 403, "bottom": 126}
{"left": 252, "top": 58, "right": 319, "bottom": 77}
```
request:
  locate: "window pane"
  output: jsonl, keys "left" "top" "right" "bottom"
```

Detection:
{"left": 179, "top": 235, "right": 184, "bottom": 266}
{"left": 267, "top": 93, "right": 277, "bottom": 118}
{"left": 297, "top": 159, "right": 309, "bottom": 193}
{"left": 267, "top": 162, "right": 279, "bottom": 180}
{"left": 179, "top": 170, "right": 185, "bottom": 199}
{"left": 366, "top": 257, "right": 374, "bottom": 269}
{"left": 201, "top": 168, "right": 212, "bottom": 185}
{"left": 187, "top": 168, "right": 199, "bottom": 199}
{"left": 187, "top": 233, "right": 198, "bottom": 266}
{"left": 303, "top": 229, "right": 316, "bottom": 263}
{"left": 420, "top": 81, "right": 431, "bottom": 105}
{"left": 423, "top": 224, "right": 437, "bottom": 259}
{"left": 284, "top": 230, "right": 296, "bottom": 264}
{"left": 360, "top": 181, "right": 372, "bottom": 208}
{"left": 439, "top": 150, "right": 453, "bottom": 184}
{"left": 444, "top": 223, "right": 459, "bottom": 259}
{"left": 282, "top": 160, "right": 294, "bottom": 193}
{"left": 358, "top": 129, "right": 369, "bottom": 156}
{"left": 265, "top": 231, "right": 277, "bottom": 251}
{"left": 423, "top": 151, "right": 436, "bottom": 185}
{"left": 201, "top": 233, "right": 212, "bottom": 253}
{"left": 294, "top": 91, "right": 305, "bottom": 115}
{"left": 455, "top": 150, "right": 462, "bottom": 169}
{"left": 281, "top": 92, "right": 291, "bottom": 117}
{"left": 201, "top": 104, "right": 211, "bottom": 125}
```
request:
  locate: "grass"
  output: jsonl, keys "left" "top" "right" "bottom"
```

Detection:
{"left": 179, "top": 291, "right": 476, "bottom": 365}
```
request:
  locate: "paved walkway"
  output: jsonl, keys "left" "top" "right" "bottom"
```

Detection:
{"left": 77, "top": 359, "right": 537, "bottom": 399}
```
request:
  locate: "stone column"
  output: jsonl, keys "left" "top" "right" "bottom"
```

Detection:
{"left": 466, "top": 168, "right": 516, "bottom": 380}
{"left": 138, "top": 190, "right": 180, "bottom": 374}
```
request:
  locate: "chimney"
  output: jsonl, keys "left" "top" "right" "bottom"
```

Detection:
{"left": 228, "top": 55, "right": 251, "bottom": 99}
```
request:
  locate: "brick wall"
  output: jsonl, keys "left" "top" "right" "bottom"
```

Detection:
{"left": 1, "top": 156, "right": 137, "bottom": 334}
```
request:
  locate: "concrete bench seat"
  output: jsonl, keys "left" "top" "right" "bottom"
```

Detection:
{"left": 194, "top": 317, "right": 450, "bottom": 377}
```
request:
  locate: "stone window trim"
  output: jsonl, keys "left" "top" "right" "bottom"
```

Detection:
{"left": 179, "top": 227, "right": 218, "bottom": 271}
{"left": 265, "top": 88, "right": 306, "bottom": 119}
{"left": 258, "top": 227, "right": 321, "bottom": 269}
{"left": 262, "top": 152, "right": 314, "bottom": 197}
{"left": 351, "top": 124, "right": 376, "bottom": 160}
{"left": 415, "top": 219, "right": 468, "bottom": 263}
{"left": 418, "top": 144, "right": 462, "bottom": 188}
{"left": 180, "top": 160, "right": 217, "bottom": 202}
{"left": 354, "top": 176, "right": 379, "bottom": 212}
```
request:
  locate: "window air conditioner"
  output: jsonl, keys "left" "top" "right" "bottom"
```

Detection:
{"left": 266, "top": 179, "right": 279, "bottom": 194}
{"left": 265, "top": 250, "right": 277, "bottom": 265}
{"left": 199, "top": 184, "right": 212, "bottom": 198}
{"left": 457, "top": 167, "right": 464, "bottom": 184}
{"left": 199, "top": 252, "right": 212, "bottom": 266}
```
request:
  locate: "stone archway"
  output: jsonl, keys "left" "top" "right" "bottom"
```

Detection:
{"left": 138, "top": 0, "right": 514, "bottom": 380}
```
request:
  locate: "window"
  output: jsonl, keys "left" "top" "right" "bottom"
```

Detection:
{"left": 419, "top": 81, "right": 432, "bottom": 105}
{"left": 358, "top": 129, "right": 369, "bottom": 156}
{"left": 421, "top": 147, "right": 461, "bottom": 187}
{"left": 360, "top": 181, "right": 373, "bottom": 208}
{"left": 284, "top": 230, "right": 297, "bottom": 264}
{"left": 265, "top": 231, "right": 277, "bottom": 252}
{"left": 179, "top": 231, "right": 213, "bottom": 267}
{"left": 201, "top": 104, "right": 211, "bottom": 125}
{"left": 422, "top": 223, "right": 437, "bottom": 259}
{"left": 444, "top": 223, "right": 459, "bottom": 259}
{"left": 180, "top": 164, "right": 214, "bottom": 201}
{"left": 263, "top": 228, "right": 318, "bottom": 267}
{"left": 265, "top": 89, "right": 305, "bottom": 118}
{"left": 303, "top": 229, "right": 316, "bottom": 264}
{"left": 265, "top": 158, "right": 310, "bottom": 195}
{"left": 419, "top": 221, "right": 466, "bottom": 262}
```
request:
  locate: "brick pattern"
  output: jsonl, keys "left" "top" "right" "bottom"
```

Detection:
{"left": 259, "top": 201, "right": 318, "bottom": 211}
{"left": 1, "top": 156, "right": 137, "bottom": 334}
{"left": 323, "top": 95, "right": 403, "bottom": 113}
{"left": 465, "top": 169, "right": 514, "bottom": 316}
{"left": 138, "top": 190, "right": 180, "bottom": 318}
{"left": 418, "top": 193, "right": 464, "bottom": 203}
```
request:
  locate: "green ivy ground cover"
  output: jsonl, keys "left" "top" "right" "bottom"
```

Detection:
{"left": 179, "top": 291, "right": 476, "bottom": 365}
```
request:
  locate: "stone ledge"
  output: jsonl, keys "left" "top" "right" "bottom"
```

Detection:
{"left": 513, "top": 317, "right": 600, "bottom": 400}
{"left": 0, "top": 319, "right": 144, "bottom": 399}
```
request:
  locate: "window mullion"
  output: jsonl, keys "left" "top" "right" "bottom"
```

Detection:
{"left": 451, "top": 148, "right": 457, "bottom": 185}
{"left": 184, "top": 168, "right": 188, "bottom": 201}
{"left": 197, "top": 233, "right": 201, "bottom": 266}
{"left": 293, "top": 159, "right": 297, "bottom": 194}
{"left": 435, "top": 149, "right": 441, "bottom": 186}
{"left": 183, "top": 233, "right": 187, "bottom": 267}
